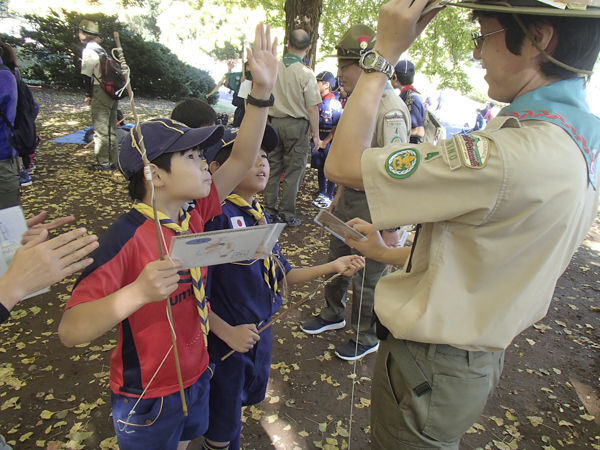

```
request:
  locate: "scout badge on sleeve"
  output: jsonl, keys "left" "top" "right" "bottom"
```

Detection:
{"left": 454, "top": 134, "right": 490, "bottom": 169}
{"left": 385, "top": 148, "right": 421, "bottom": 179}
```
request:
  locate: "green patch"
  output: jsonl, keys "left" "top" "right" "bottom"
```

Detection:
{"left": 385, "top": 148, "right": 420, "bottom": 179}
{"left": 424, "top": 151, "right": 440, "bottom": 162}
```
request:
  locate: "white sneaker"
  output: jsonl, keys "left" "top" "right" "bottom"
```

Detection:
{"left": 312, "top": 194, "right": 326, "bottom": 207}
{"left": 320, "top": 197, "right": 332, "bottom": 208}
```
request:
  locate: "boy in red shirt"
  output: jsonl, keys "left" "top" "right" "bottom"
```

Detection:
{"left": 58, "top": 24, "right": 278, "bottom": 450}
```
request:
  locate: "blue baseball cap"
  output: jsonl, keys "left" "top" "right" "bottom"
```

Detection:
{"left": 207, "top": 123, "right": 279, "bottom": 164}
{"left": 394, "top": 60, "right": 415, "bottom": 75}
{"left": 119, "top": 118, "right": 224, "bottom": 180}
{"left": 316, "top": 71, "right": 336, "bottom": 88}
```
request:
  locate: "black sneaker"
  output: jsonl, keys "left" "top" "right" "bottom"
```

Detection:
{"left": 88, "top": 163, "right": 112, "bottom": 171}
{"left": 285, "top": 217, "right": 302, "bottom": 227}
{"left": 110, "top": 163, "right": 119, "bottom": 171}
{"left": 335, "top": 340, "right": 379, "bottom": 361}
{"left": 268, "top": 213, "right": 284, "bottom": 223}
{"left": 301, "top": 316, "right": 346, "bottom": 335}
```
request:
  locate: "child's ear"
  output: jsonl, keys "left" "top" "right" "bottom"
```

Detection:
{"left": 209, "top": 161, "right": 221, "bottom": 174}
{"left": 148, "top": 164, "right": 165, "bottom": 188}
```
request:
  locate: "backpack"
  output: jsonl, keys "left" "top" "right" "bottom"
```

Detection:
{"left": 91, "top": 47, "right": 128, "bottom": 100}
{"left": 405, "top": 89, "right": 445, "bottom": 145}
{"left": 0, "top": 65, "right": 39, "bottom": 168}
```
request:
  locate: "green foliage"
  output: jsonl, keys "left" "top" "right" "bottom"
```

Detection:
{"left": 8, "top": 8, "right": 216, "bottom": 102}
{"left": 208, "top": 39, "right": 244, "bottom": 60}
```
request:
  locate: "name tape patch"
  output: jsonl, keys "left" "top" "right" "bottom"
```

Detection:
{"left": 385, "top": 148, "right": 420, "bottom": 179}
{"left": 443, "top": 139, "right": 462, "bottom": 170}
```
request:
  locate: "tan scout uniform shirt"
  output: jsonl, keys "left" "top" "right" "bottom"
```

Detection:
{"left": 373, "top": 83, "right": 411, "bottom": 148}
{"left": 81, "top": 42, "right": 102, "bottom": 85}
{"left": 362, "top": 117, "right": 600, "bottom": 352}
{"left": 269, "top": 60, "right": 321, "bottom": 120}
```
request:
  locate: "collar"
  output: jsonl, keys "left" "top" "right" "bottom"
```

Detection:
{"left": 322, "top": 92, "right": 336, "bottom": 100}
{"left": 282, "top": 53, "right": 303, "bottom": 68}
{"left": 401, "top": 85, "right": 419, "bottom": 95}
{"left": 500, "top": 78, "right": 600, "bottom": 189}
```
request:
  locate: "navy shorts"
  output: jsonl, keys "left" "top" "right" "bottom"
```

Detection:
{"left": 310, "top": 138, "right": 331, "bottom": 170}
{"left": 111, "top": 367, "right": 212, "bottom": 450}
{"left": 205, "top": 328, "right": 273, "bottom": 443}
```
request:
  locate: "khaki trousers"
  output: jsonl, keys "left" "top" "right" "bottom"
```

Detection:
{"left": 0, "top": 157, "right": 20, "bottom": 209}
{"left": 319, "top": 187, "right": 387, "bottom": 346}
{"left": 91, "top": 86, "right": 118, "bottom": 165}
{"left": 263, "top": 116, "right": 310, "bottom": 221}
{"left": 371, "top": 338, "right": 504, "bottom": 449}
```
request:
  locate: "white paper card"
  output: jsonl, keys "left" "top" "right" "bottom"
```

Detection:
{"left": 169, "top": 223, "right": 285, "bottom": 269}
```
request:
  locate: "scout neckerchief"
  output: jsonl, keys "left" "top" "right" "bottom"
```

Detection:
{"left": 500, "top": 78, "right": 600, "bottom": 189}
{"left": 282, "top": 53, "right": 303, "bottom": 68}
{"left": 226, "top": 193, "right": 278, "bottom": 293}
{"left": 132, "top": 201, "right": 210, "bottom": 346}
{"left": 322, "top": 92, "right": 336, "bottom": 101}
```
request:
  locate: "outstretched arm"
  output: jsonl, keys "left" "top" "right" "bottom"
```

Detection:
{"left": 324, "top": 0, "right": 440, "bottom": 190}
{"left": 212, "top": 23, "right": 279, "bottom": 202}
{"left": 346, "top": 218, "right": 411, "bottom": 266}
{"left": 285, "top": 254, "right": 365, "bottom": 286}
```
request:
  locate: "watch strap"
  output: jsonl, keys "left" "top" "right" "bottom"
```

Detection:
{"left": 246, "top": 93, "right": 275, "bottom": 108}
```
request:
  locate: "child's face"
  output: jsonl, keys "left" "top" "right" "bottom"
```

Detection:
{"left": 317, "top": 80, "right": 328, "bottom": 96}
{"left": 161, "top": 148, "right": 212, "bottom": 201}
{"left": 236, "top": 149, "right": 269, "bottom": 195}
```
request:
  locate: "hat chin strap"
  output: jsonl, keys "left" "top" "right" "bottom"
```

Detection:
{"left": 512, "top": 13, "right": 593, "bottom": 79}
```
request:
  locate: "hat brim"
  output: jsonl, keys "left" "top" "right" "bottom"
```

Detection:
{"left": 166, "top": 124, "right": 225, "bottom": 155}
{"left": 449, "top": 1, "right": 600, "bottom": 17}
{"left": 78, "top": 26, "right": 101, "bottom": 36}
{"left": 325, "top": 54, "right": 361, "bottom": 60}
{"left": 207, "top": 124, "right": 278, "bottom": 164}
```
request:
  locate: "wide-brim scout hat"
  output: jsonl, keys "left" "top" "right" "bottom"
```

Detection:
{"left": 449, "top": 0, "right": 600, "bottom": 17}
{"left": 206, "top": 123, "right": 279, "bottom": 164}
{"left": 79, "top": 20, "right": 100, "bottom": 36}
{"left": 119, "top": 118, "right": 224, "bottom": 180}
{"left": 326, "top": 24, "right": 376, "bottom": 60}
{"left": 316, "top": 71, "right": 336, "bottom": 87}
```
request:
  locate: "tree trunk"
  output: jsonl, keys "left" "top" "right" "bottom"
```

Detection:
{"left": 283, "top": 0, "right": 322, "bottom": 70}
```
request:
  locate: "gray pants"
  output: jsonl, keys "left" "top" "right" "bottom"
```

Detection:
{"left": 0, "top": 157, "right": 20, "bottom": 210}
{"left": 263, "top": 116, "right": 310, "bottom": 221}
{"left": 319, "top": 187, "right": 387, "bottom": 347}
{"left": 91, "top": 86, "right": 118, "bottom": 165}
{"left": 371, "top": 338, "right": 504, "bottom": 449}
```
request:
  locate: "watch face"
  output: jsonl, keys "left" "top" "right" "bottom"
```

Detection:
{"left": 363, "top": 52, "right": 377, "bottom": 68}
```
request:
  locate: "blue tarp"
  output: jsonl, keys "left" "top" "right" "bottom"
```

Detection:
{"left": 51, "top": 123, "right": 135, "bottom": 145}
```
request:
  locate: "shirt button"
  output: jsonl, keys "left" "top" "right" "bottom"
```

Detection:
{"left": 145, "top": 419, "right": 152, "bottom": 425}
{"left": 123, "top": 398, "right": 128, "bottom": 404}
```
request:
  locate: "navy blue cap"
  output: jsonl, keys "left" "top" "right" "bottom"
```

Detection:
{"left": 207, "top": 123, "right": 279, "bottom": 164}
{"left": 118, "top": 118, "right": 224, "bottom": 180}
{"left": 316, "top": 71, "right": 336, "bottom": 88}
{"left": 394, "top": 60, "right": 415, "bottom": 75}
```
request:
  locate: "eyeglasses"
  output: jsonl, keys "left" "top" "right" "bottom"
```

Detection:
{"left": 471, "top": 28, "right": 507, "bottom": 49}
{"left": 337, "top": 61, "right": 357, "bottom": 71}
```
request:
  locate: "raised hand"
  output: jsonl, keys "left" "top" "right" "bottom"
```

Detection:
{"left": 246, "top": 22, "right": 278, "bottom": 93}
{"left": 374, "top": 0, "right": 442, "bottom": 65}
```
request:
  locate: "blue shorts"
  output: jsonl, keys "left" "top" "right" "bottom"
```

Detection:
{"left": 205, "top": 328, "right": 273, "bottom": 443}
{"left": 111, "top": 367, "right": 212, "bottom": 450}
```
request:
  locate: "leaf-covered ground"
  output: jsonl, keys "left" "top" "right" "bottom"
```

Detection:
{"left": 0, "top": 88, "right": 599, "bottom": 450}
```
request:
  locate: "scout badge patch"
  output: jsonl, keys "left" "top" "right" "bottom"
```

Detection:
{"left": 454, "top": 134, "right": 490, "bottom": 169}
{"left": 385, "top": 148, "right": 420, "bottom": 179}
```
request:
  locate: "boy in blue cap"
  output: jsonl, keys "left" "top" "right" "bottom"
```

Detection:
{"left": 391, "top": 60, "right": 426, "bottom": 144}
{"left": 311, "top": 71, "right": 343, "bottom": 208}
{"left": 58, "top": 24, "right": 278, "bottom": 450}
{"left": 203, "top": 126, "right": 364, "bottom": 450}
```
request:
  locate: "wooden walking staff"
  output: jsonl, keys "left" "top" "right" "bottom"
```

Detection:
{"left": 221, "top": 270, "right": 348, "bottom": 361}
{"left": 112, "top": 32, "right": 189, "bottom": 417}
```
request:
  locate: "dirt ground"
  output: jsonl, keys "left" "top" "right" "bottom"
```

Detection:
{"left": 0, "top": 88, "right": 599, "bottom": 450}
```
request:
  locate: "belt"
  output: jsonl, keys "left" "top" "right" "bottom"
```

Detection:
{"left": 409, "top": 341, "right": 468, "bottom": 357}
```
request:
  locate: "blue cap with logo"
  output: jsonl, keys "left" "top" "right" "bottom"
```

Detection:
{"left": 118, "top": 118, "right": 224, "bottom": 180}
{"left": 316, "top": 71, "right": 336, "bottom": 88}
{"left": 394, "top": 60, "right": 415, "bottom": 75}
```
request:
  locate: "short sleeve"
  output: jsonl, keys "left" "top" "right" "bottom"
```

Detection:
{"left": 195, "top": 180, "right": 223, "bottom": 224}
{"left": 361, "top": 135, "right": 504, "bottom": 230}
{"left": 303, "top": 72, "right": 322, "bottom": 108}
{"left": 81, "top": 47, "right": 99, "bottom": 78}
{"left": 331, "top": 99, "right": 343, "bottom": 126}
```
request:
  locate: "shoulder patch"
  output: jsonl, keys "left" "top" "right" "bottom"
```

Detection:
{"left": 454, "top": 134, "right": 490, "bottom": 169}
{"left": 230, "top": 216, "right": 246, "bottom": 229}
{"left": 443, "top": 138, "right": 462, "bottom": 170}
{"left": 384, "top": 111, "right": 404, "bottom": 122}
{"left": 385, "top": 148, "right": 420, "bottom": 179}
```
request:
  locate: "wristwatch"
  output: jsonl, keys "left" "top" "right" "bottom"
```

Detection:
{"left": 246, "top": 93, "right": 275, "bottom": 108}
{"left": 358, "top": 50, "right": 395, "bottom": 80}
